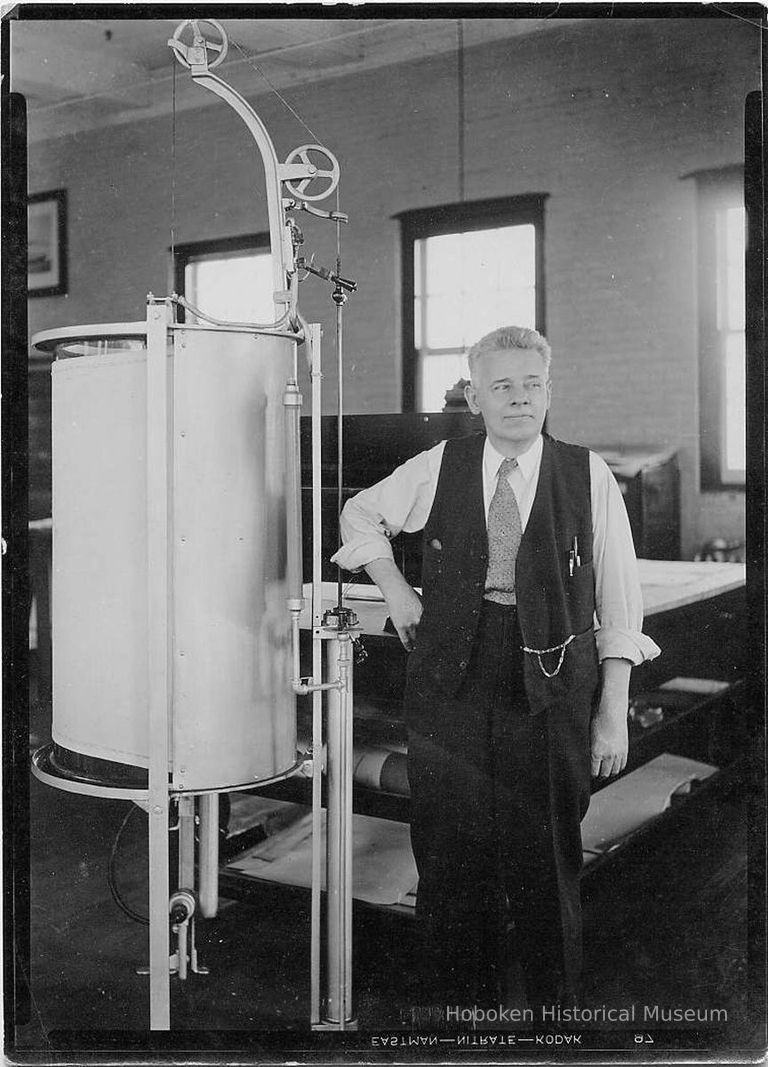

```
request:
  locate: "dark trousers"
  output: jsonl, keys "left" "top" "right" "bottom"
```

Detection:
{"left": 406, "top": 601, "right": 592, "bottom": 1008}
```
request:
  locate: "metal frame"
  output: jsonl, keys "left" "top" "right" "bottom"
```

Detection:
{"left": 145, "top": 300, "right": 173, "bottom": 1029}
{"left": 323, "top": 634, "right": 355, "bottom": 1026}
{"left": 309, "top": 323, "right": 325, "bottom": 1026}
{"left": 305, "top": 323, "right": 357, "bottom": 1031}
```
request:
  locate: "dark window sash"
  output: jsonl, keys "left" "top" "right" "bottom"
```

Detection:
{"left": 694, "top": 169, "right": 745, "bottom": 491}
{"left": 398, "top": 196, "right": 547, "bottom": 412}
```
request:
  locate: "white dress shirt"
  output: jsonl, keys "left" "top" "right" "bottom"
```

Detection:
{"left": 332, "top": 434, "right": 661, "bottom": 666}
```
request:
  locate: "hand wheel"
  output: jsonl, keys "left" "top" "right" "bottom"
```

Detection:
{"left": 169, "top": 19, "right": 228, "bottom": 70}
{"left": 283, "top": 144, "right": 340, "bottom": 202}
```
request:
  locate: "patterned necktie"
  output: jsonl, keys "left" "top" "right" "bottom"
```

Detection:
{"left": 484, "top": 456, "right": 522, "bottom": 604}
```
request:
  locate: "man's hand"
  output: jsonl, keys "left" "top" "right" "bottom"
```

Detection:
{"left": 591, "top": 657, "right": 632, "bottom": 778}
{"left": 383, "top": 582, "right": 423, "bottom": 651}
{"left": 364, "top": 558, "right": 423, "bottom": 652}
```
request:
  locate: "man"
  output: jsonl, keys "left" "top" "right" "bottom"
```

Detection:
{"left": 332, "top": 326, "right": 659, "bottom": 1013}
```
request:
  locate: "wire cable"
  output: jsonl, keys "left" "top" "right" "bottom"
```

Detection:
{"left": 170, "top": 58, "right": 177, "bottom": 270}
{"left": 230, "top": 36, "right": 321, "bottom": 143}
{"left": 334, "top": 183, "right": 346, "bottom": 612}
{"left": 170, "top": 293, "right": 292, "bottom": 333}
{"left": 107, "top": 805, "right": 149, "bottom": 926}
{"left": 457, "top": 19, "right": 465, "bottom": 203}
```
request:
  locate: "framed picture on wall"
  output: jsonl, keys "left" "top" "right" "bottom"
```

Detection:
{"left": 28, "top": 189, "right": 67, "bottom": 297}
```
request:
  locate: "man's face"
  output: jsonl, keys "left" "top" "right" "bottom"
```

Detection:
{"left": 464, "top": 347, "right": 551, "bottom": 455}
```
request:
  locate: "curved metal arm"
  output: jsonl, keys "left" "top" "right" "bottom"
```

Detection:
{"left": 185, "top": 67, "right": 289, "bottom": 297}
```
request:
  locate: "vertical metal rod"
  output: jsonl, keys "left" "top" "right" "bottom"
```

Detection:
{"left": 457, "top": 19, "right": 465, "bottom": 204}
{"left": 146, "top": 301, "right": 172, "bottom": 1030}
{"left": 198, "top": 793, "right": 220, "bottom": 919}
{"left": 335, "top": 296, "right": 344, "bottom": 609}
{"left": 177, "top": 795, "right": 195, "bottom": 890}
{"left": 324, "top": 633, "right": 354, "bottom": 1027}
{"left": 339, "top": 636, "right": 353, "bottom": 1027}
{"left": 310, "top": 688, "right": 323, "bottom": 1026}
{"left": 309, "top": 323, "right": 323, "bottom": 1027}
{"left": 170, "top": 60, "right": 177, "bottom": 268}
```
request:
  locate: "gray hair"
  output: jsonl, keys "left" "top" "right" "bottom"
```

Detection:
{"left": 467, "top": 326, "right": 552, "bottom": 381}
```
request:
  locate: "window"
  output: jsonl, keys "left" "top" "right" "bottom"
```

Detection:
{"left": 173, "top": 234, "right": 273, "bottom": 324}
{"left": 695, "top": 168, "right": 746, "bottom": 489}
{"left": 399, "top": 196, "right": 546, "bottom": 411}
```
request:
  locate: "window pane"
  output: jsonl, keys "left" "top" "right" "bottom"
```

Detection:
{"left": 416, "top": 223, "right": 536, "bottom": 353}
{"left": 717, "top": 206, "right": 745, "bottom": 333}
{"left": 419, "top": 352, "right": 469, "bottom": 412}
{"left": 424, "top": 233, "right": 465, "bottom": 295}
{"left": 723, "top": 331, "right": 745, "bottom": 477}
{"left": 424, "top": 293, "right": 465, "bottom": 350}
{"left": 186, "top": 253, "right": 274, "bottom": 323}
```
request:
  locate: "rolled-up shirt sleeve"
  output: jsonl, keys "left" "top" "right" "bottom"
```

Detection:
{"left": 590, "top": 452, "right": 661, "bottom": 665}
{"left": 331, "top": 442, "right": 446, "bottom": 573}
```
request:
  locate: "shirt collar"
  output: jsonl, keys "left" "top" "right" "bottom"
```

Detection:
{"left": 484, "top": 434, "right": 543, "bottom": 483}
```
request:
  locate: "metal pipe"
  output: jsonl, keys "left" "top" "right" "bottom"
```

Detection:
{"left": 283, "top": 379, "right": 304, "bottom": 605}
{"left": 310, "top": 677, "right": 323, "bottom": 1029}
{"left": 335, "top": 294, "right": 344, "bottom": 609}
{"left": 171, "top": 293, "right": 290, "bottom": 333}
{"left": 167, "top": 322, "right": 301, "bottom": 340}
{"left": 290, "top": 611, "right": 304, "bottom": 695}
{"left": 309, "top": 323, "right": 323, "bottom": 1028}
{"left": 197, "top": 793, "right": 220, "bottom": 919}
{"left": 324, "top": 633, "right": 354, "bottom": 1027}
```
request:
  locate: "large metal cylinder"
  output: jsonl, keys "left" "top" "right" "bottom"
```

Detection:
{"left": 44, "top": 323, "right": 297, "bottom": 792}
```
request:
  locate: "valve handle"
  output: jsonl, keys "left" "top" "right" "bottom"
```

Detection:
{"left": 169, "top": 19, "right": 229, "bottom": 70}
{"left": 284, "top": 144, "right": 340, "bottom": 202}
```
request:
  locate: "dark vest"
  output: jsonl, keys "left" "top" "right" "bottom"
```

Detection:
{"left": 407, "top": 433, "right": 599, "bottom": 715}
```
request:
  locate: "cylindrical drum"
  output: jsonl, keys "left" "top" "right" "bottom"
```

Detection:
{"left": 47, "top": 324, "right": 297, "bottom": 792}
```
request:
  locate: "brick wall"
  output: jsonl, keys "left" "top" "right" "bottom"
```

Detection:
{"left": 26, "top": 17, "right": 759, "bottom": 556}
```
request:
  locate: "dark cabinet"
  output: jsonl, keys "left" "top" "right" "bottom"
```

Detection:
{"left": 595, "top": 447, "right": 680, "bottom": 560}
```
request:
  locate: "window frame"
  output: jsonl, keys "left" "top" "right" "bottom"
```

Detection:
{"left": 694, "top": 165, "right": 746, "bottom": 491}
{"left": 397, "top": 195, "right": 547, "bottom": 411}
{"left": 172, "top": 233, "right": 271, "bottom": 323}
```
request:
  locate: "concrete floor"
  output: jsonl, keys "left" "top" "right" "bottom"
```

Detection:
{"left": 7, "top": 687, "right": 765, "bottom": 1061}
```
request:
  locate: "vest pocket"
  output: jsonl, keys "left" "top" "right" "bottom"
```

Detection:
{"left": 563, "top": 558, "right": 595, "bottom": 634}
{"left": 523, "top": 626, "right": 599, "bottom": 712}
